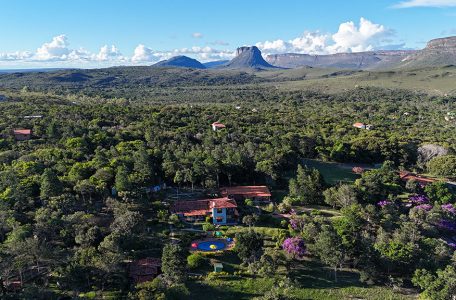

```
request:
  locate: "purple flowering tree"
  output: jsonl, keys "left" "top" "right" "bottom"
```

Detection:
{"left": 409, "top": 195, "right": 429, "bottom": 205}
{"left": 282, "top": 237, "right": 306, "bottom": 259}
{"left": 441, "top": 204, "right": 456, "bottom": 214}
{"left": 377, "top": 200, "right": 392, "bottom": 207}
{"left": 289, "top": 215, "right": 305, "bottom": 233}
{"left": 415, "top": 204, "right": 433, "bottom": 211}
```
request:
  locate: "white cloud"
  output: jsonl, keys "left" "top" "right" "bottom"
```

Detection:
{"left": 132, "top": 44, "right": 158, "bottom": 62}
{"left": 392, "top": 0, "right": 456, "bottom": 8}
{"left": 192, "top": 32, "right": 203, "bottom": 38}
{"left": 256, "top": 18, "right": 392, "bottom": 56}
{"left": 131, "top": 44, "right": 235, "bottom": 63}
{"left": 35, "top": 35, "right": 71, "bottom": 61}
{"left": 95, "top": 45, "right": 124, "bottom": 61}
{"left": 328, "top": 17, "right": 387, "bottom": 53}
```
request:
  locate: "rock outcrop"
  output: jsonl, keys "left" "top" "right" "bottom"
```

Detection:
{"left": 224, "top": 46, "right": 277, "bottom": 69}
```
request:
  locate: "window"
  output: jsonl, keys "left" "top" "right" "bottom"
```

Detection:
{"left": 216, "top": 217, "right": 223, "bottom": 222}
{"left": 217, "top": 208, "right": 223, "bottom": 214}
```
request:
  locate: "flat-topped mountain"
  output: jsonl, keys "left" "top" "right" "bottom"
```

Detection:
{"left": 266, "top": 50, "right": 414, "bottom": 70}
{"left": 266, "top": 36, "right": 456, "bottom": 70}
{"left": 398, "top": 36, "right": 456, "bottom": 69}
{"left": 224, "top": 46, "right": 277, "bottom": 69}
{"left": 153, "top": 55, "right": 206, "bottom": 69}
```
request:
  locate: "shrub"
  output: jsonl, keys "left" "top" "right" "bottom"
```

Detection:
{"left": 187, "top": 253, "right": 204, "bottom": 269}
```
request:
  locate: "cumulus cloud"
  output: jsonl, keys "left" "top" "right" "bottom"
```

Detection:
{"left": 131, "top": 44, "right": 235, "bottom": 63}
{"left": 192, "top": 32, "right": 203, "bottom": 38}
{"left": 35, "top": 35, "right": 72, "bottom": 61}
{"left": 256, "top": 18, "right": 393, "bottom": 56}
{"left": 392, "top": 0, "right": 456, "bottom": 8}
{"left": 0, "top": 18, "right": 399, "bottom": 68}
{"left": 95, "top": 45, "right": 124, "bottom": 61}
{"left": 132, "top": 44, "right": 158, "bottom": 62}
{"left": 328, "top": 17, "right": 387, "bottom": 53}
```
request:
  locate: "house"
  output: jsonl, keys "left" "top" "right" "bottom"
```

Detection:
{"left": 221, "top": 186, "right": 271, "bottom": 202}
{"left": 399, "top": 171, "right": 436, "bottom": 186}
{"left": 171, "top": 197, "right": 238, "bottom": 225}
{"left": 353, "top": 122, "right": 366, "bottom": 129}
{"left": 129, "top": 258, "right": 161, "bottom": 284}
{"left": 353, "top": 123, "right": 373, "bottom": 130}
{"left": 212, "top": 122, "right": 226, "bottom": 131}
{"left": 13, "top": 129, "right": 32, "bottom": 141}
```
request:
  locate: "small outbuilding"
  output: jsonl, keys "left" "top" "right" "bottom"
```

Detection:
{"left": 212, "top": 122, "right": 226, "bottom": 131}
{"left": 213, "top": 262, "right": 223, "bottom": 273}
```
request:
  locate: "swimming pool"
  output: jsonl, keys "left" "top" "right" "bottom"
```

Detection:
{"left": 197, "top": 240, "right": 227, "bottom": 251}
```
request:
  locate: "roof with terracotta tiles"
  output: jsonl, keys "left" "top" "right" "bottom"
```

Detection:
{"left": 221, "top": 186, "right": 271, "bottom": 198}
{"left": 171, "top": 197, "right": 237, "bottom": 216}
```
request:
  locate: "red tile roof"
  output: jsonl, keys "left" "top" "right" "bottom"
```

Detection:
{"left": 129, "top": 258, "right": 161, "bottom": 284}
{"left": 399, "top": 171, "right": 436, "bottom": 185}
{"left": 212, "top": 122, "right": 226, "bottom": 128}
{"left": 221, "top": 186, "right": 271, "bottom": 198}
{"left": 13, "top": 129, "right": 31, "bottom": 135}
{"left": 353, "top": 123, "right": 365, "bottom": 128}
{"left": 171, "top": 197, "right": 237, "bottom": 216}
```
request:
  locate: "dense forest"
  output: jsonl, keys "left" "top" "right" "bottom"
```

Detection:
{"left": 0, "top": 80, "right": 456, "bottom": 299}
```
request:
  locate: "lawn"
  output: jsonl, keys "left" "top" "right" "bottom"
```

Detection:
{"left": 184, "top": 246, "right": 418, "bottom": 300}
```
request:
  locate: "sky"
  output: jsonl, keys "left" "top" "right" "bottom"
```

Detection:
{"left": 0, "top": 0, "right": 455, "bottom": 68}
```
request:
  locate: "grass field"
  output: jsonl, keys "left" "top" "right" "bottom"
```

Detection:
{"left": 185, "top": 252, "right": 417, "bottom": 300}
{"left": 256, "top": 66, "right": 456, "bottom": 96}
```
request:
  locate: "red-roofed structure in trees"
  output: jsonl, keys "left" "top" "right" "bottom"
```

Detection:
{"left": 129, "top": 258, "right": 161, "bottom": 284}
{"left": 171, "top": 197, "right": 238, "bottom": 225}
{"left": 13, "top": 129, "right": 32, "bottom": 141}
{"left": 212, "top": 122, "right": 226, "bottom": 131}
{"left": 399, "top": 171, "right": 437, "bottom": 186}
{"left": 221, "top": 186, "right": 271, "bottom": 202}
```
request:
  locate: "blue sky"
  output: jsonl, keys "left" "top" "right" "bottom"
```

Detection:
{"left": 0, "top": 0, "right": 455, "bottom": 68}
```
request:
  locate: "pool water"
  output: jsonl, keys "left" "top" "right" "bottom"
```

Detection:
{"left": 197, "top": 240, "right": 227, "bottom": 251}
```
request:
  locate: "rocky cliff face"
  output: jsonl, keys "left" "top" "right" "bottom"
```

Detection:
{"left": 266, "top": 50, "right": 414, "bottom": 70}
{"left": 399, "top": 36, "right": 456, "bottom": 69}
{"left": 224, "top": 46, "right": 276, "bottom": 69}
{"left": 426, "top": 36, "right": 456, "bottom": 50}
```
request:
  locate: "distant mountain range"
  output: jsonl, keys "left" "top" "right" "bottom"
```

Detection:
{"left": 266, "top": 36, "right": 456, "bottom": 70}
{"left": 147, "top": 36, "right": 455, "bottom": 71}
{"left": 152, "top": 46, "right": 277, "bottom": 70}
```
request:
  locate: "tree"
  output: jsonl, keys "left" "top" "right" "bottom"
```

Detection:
{"left": 161, "top": 243, "right": 187, "bottom": 285}
{"left": 427, "top": 155, "right": 456, "bottom": 178}
{"left": 282, "top": 237, "right": 306, "bottom": 259}
{"left": 40, "top": 169, "right": 63, "bottom": 199}
{"left": 355, "top": 161, "right": 401, "bottom": 203}
{"left": 289, "top": 165, "right": 324, "bottom": 205}
{"left": 425, "top": 181, "right": 453, "bottom": 204}
{"left": 412, "top": 266, "right": 456, "bottom": 300}
{"left": 187, "top": 253, "right": 204, "bottom": 269}
{"left": 242, "top": 214, "right": 259, "bottom": 228}
{"left": 133, "top": 145, "right": 154, "bottom": 184}
{"left": 235, "top": 230, "right": 264, "bottom": 264}
{"left": 332, "top": 204, "right": 364, "bottom": 256}
{"left": 115, "top": 166, "right": 132, "bottom": 192}
{"left": 312, "top": 225, "right": 344, "bottom": 282}
{"left": 324, "top": 184, "right": 357, "bottom": 208}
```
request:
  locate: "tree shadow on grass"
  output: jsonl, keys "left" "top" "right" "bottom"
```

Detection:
{"left": 186, "top": 281, "right": 260, "bottom": 300}
{"left": 289, "top": 260, "right": 365, "bottom": 290}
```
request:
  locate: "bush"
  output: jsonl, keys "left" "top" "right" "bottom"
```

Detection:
{"left": 187, "top": 253, "right": 204, "bottom": 269}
